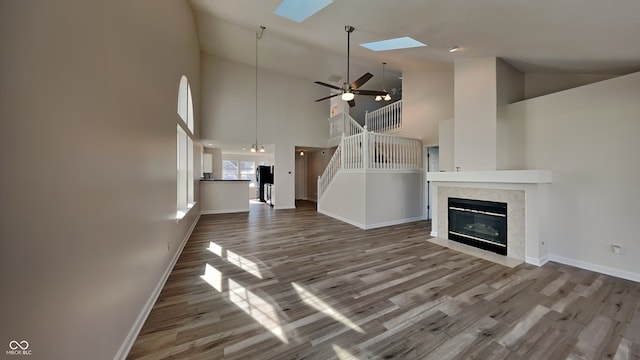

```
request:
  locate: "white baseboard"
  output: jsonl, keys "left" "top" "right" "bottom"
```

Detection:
{"left": 201, "top": 208, "right": 248, "bottom": 214}
{"left": 114, "top": 213, "right": 200, "bottom": 360}
{"left": 525, "top": 255, "right": 549, "bottom": 267}
{"left": 317, "top": 209, "right": 423, "bottom": 230}
{"left": 430, "top": 231, "right": 438, "bottom": 238}
{"left": 548, "top": 255, "right": 640, "bottom": 283}
{"left": 362, "top": 217, "right": 424, "bottom": 230}
{"left": 317, "top": 209, "right": 365, "bottom": 229}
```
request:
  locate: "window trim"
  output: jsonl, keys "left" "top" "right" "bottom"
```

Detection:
{"left": 176, "top": 75, "right": 196, "bottom": 220}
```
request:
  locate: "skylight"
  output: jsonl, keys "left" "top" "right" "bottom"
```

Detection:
{"left": 360, "top": 37, "right": 427, "bottom": 51}
{"left": 274, "top": 0, "right": 333, "bottom": 23}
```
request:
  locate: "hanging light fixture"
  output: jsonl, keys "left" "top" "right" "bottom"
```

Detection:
{"left": 375, "top": 62, "right": 392, "bottom": 102}
{"left": 252, "top": 26, "right": 266, "bottom": 153}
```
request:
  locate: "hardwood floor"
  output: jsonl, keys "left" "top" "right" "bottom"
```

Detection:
{"left": 127, "top": 201, "right": 640, "bottom": 360}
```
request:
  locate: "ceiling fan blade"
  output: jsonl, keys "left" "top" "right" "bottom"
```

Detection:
{"left": 315, "top": 93, "right": 341, "bottom": 102}
{"left": 348, "top": 99, "right": 356, "bottom": 108}
{"left": 350, "top": 72, "right": 373, "bottom": 90}
{"left": 354, "top": 89, "right": 388, "bottom": 96}
{"left": 314, "top": 81, "right": 342, "bottom": 90}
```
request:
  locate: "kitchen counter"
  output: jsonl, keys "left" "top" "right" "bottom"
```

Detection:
{"left": 200, "top": 180, "right": 250, "bottom": 214}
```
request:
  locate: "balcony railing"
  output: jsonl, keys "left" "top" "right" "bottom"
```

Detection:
{"left": 365, "top": 100, "right": 402, "bottom": 133}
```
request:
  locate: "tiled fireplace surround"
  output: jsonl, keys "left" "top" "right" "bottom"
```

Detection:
{"left": 426, "top": 170, "right": 552, "bottom": 266}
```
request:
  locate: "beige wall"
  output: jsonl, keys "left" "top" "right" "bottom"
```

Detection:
{"left": 0, "top": 1, "right": 201, "bottom": 359}
{"left": 305, "top": 148, "right": 336, "bottom": 201}
{"left": 398, "top": 69, "right": 454, "bottom": 146}
{"left": 524, "top": 73, "right": 618, "bottom": 99}
{"left": 496, "top": 59, "right": 525, "bottom": 170}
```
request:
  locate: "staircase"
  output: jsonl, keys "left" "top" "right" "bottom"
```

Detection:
{"left": 318, "top": 104, "right": 424, "bottom": 229}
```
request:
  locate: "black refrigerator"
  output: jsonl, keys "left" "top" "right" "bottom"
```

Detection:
{"left": 256, "top": 165, "right": 274, "bottom": 203}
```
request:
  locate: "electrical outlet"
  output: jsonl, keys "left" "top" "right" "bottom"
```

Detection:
{"left": 611, "top": 244, "right": 622, "bottom": 254}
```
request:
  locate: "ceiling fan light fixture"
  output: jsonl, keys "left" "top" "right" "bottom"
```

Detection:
{"left": 384, "top": 93, "right": 391, "bottom": 101}
{"left": 341, "top": 92, "right": 355, "bottom": 101}
{"left": 250, "top": 144, "right": 257, "bottom": 153}
{"left": 375, "top": 95, "right": 382, "bottom": 101}
{"left": 259, "top": 145, "right": 266, "bottom": 153}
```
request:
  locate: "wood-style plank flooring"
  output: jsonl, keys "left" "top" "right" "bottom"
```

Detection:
{"left": 127, "top": 201, "right": 640, "bottom": 359}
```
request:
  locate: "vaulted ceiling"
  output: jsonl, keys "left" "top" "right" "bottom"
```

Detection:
{"left": 189, "top": 0, "right": 640, "bottom": 89}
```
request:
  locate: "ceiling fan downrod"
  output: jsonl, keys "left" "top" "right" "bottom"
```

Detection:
{"left": 345, "top": 25, "right": 355, "bottom": 89}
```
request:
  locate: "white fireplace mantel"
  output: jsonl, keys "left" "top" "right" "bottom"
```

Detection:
{"left": 427, "top": 169, "right": 552, "bottom": 267}
{"left": 426, "top": 170, "right": 552, "bottom": 184}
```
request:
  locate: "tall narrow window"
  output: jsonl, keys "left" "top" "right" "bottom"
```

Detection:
{"left": 177, "top": 75, "right": 195, "bottom": 219}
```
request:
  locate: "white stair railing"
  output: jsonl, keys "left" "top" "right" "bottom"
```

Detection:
{"left": 328, "top": 113, "right": 363, "bottom": 141}
{"left": 317, "top": 139, "right": 342, "bottom": 199}
{"left": 367, "top": 132, "right": 422, "bottom": 170}
{"left": 318, "top": 128, "right": 421, "bottom": 199}
{"left": 365, "top": 100, "right": 402, "bottom": 133}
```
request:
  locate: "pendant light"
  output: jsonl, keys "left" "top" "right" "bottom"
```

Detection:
{"left": 252, "top": 26, "right": 266, "bottom": 153}
{"left": 375, "top": 62, "right": 391, "bottom": 102}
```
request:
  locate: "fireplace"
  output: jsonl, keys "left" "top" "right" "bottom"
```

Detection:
{"left": 448, "top": 197, "right": 507, "bottom": 255}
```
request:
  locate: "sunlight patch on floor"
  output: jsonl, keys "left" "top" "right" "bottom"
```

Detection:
{"left": 227, "top": 250, "right": 263, "bottom": 279}
{"left": 332, "top": 344, "right": 362, "bottom": 359}
{"left": 228, "top": 279, "right": 288, "bottom": 343}
{"left": 208, "top": 241, "right": 264, "bottom": 279}
{"left": 201, "top": 262, "right": 287, "bottom": 345}
{"left": 207, "top": 241, "right": 223, "bottom": 257}
{"left": 292, "top": 282, "right": 364, "bottom": 333}
{"left": 201, "top": 263, "right": 223, "bottom": 292}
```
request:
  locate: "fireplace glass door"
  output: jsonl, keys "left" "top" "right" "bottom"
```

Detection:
{"left": 448, "top": 198, "right": 507, "bottom": 255}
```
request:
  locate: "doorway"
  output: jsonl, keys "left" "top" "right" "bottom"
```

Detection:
{"left": 295, "top": 150, "right": 307, "bottom": 200}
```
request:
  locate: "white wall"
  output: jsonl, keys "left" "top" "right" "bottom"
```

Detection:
{"left": 398, "top": 69, "right": 454, "bottom": 146}
{"left": 204, "top": 147, "right": 223, "bottom": 179}
{"left": 438, "top": 118, "right": 455, "bottom": 171}
{"left": 200, "top": 55, "right": 330, "bottom": 209}
{"left": 365, "top": 172, "right": 423, "bottom": 226}
{"left": 318, "top": 172, "right": 367, "bottom": 227}
{"left": 506, "top": 71, "right": 640, "bottom": 279}
{"left": 318, "top": 171, "right": 423, "bottom": 229}
{"left": 454, "top": 58, "right": 498, "bottom": 171}
{"left": 0, "top": 1, "right": 201, "bottom": 359}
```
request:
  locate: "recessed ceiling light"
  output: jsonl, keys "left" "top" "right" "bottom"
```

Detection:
{"left": 448, "top": 46, "right": 461, "bottom": 53}
{"left": 274, "top": 0, "right": 333, "bottom": 22}
{"left": 360, "top": 37, "right": 427, "bottom": 52}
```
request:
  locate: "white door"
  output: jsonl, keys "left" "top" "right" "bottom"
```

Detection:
{"left": 425, "top": 146, "right": 439, "bottom": 220}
